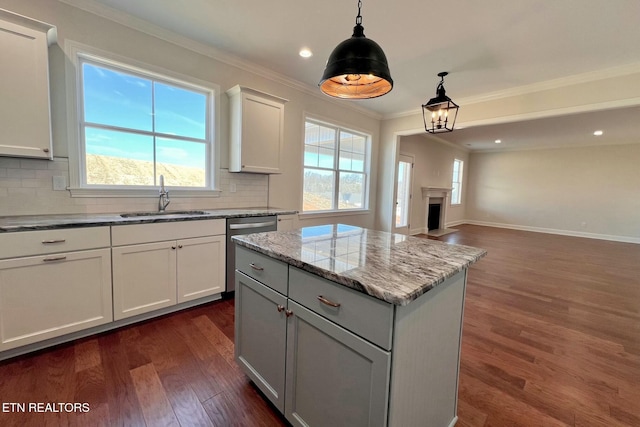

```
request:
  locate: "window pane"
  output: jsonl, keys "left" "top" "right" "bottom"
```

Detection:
{"left": 339, "top": 172, "right": 364, "bottom": 209}
{"left": 303, "top": 168, "right": 335, "bottom": 211}
{"left": 82, "top": 63, "right": 152, "bottom": 131}
{"left": 84, "top": 127, "right": 154, "bottom": 186}
{"left": 318, "top": 147, "right": 335, "bottom": 169}
{"left": 156, "top": 137, "right": 206, "bottom": 187}
{"left": 452, "top": 182, "right": 460, "bottom": 204}
{"left": 339, "top": 151, "right": 352, "bottom": 170}
{"left": 154, "top": 82, "right": 206, "bottom": 139}
{"left": 304, "top": 145, "right": 319, "bottom": 167}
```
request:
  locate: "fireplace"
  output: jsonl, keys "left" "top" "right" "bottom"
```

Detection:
{"left": 421, "top": 187, "right": 453, "bottom": 235}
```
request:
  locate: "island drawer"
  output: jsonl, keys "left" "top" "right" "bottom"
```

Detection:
{"left": 0, "top": 227, "right": 111, "bottom": 259}
{"left": 288, "top": 267, "right": 394, "bottom": 350}
{"left": 236, "top": 246, "right": 288, "bottom": 295}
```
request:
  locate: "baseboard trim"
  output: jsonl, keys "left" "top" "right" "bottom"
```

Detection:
{"left": 462, "top": 220, "right": 640, "bottom": 244}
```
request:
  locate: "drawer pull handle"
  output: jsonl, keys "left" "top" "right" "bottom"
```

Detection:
{"left": 277, "top": 305, "right": 285, "bottom": 312}
{"left": 43, "top": 256, "right": 67, "bottom": 262}
{"left": 285, "top": 309, "right": 294, "bottom": 317}
{"left": 317, "top": 295, "right": 341, "bottom": 308}
{"left": 249, "top": 263, "right": 264, "bottom": 271}
{"left": 42, "top": 239, "right": 66, "bottom": 244}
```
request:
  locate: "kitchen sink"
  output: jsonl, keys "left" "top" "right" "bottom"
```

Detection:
{"left": 120, "top": 210, "right": 208, "bottom": 218}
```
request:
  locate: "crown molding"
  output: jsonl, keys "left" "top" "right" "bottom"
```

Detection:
{"left": 384, "top": 62, "right": 640, "bottom": 121}
{"left": 58, "top": 0, "right": 382, "bottom": 120}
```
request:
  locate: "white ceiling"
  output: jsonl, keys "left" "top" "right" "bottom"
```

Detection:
{"left": 74, "top": 0, "right": 640, "bottom": 150}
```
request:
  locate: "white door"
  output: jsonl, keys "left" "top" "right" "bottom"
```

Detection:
{"left": 393, "top": 154, "right": 414, "bottom": 235}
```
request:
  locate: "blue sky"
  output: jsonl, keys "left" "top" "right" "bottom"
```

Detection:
{"left": 82, "top": 62, "right": 207, "bottom": 169}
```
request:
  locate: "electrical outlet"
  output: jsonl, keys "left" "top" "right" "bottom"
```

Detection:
{"left": 230, "top": 183, "right": 237, "bottom": 193}
{"left": 52, "top": 176, "right": 67, "bottom": 191}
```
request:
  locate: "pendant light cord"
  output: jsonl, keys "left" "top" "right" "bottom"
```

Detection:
{"left": 356, "top": 0, "right": 362, "bottom": 25}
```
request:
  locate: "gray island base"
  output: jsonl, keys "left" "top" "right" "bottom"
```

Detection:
{"left": 232, "top": 224, "right": 486, "bottom": 427}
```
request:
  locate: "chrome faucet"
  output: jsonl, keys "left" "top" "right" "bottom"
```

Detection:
{"left": 158, "top": 174, "right": 170, "bottom": 212}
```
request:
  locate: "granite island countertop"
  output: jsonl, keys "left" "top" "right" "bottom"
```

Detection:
{"left": 232, "top": 224, "right": 487, "bottom": 306}
{"left": 0, "top": 208, "right": 297, "bottom": 232}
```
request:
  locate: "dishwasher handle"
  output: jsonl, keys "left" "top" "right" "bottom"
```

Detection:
{"left": 229, "top": 221, "right": 277, "bottom": 230}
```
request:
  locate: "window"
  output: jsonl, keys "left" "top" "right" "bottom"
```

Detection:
{"left": 452, "top": 159, "right": 463, "bottom": 205}
{"left": 78, "top": 55, "right": 214, "bottom": 189}
{"left": 303, "top": 120, "right": 370, "bottom": 213}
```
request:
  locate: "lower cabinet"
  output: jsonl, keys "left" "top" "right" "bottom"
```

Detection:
{"left": 112, "top": 241, "right": 177, "bottom": 320}
{"left": 285, "top": 300, "right": 390, "bottom": 427}
{"left": 235, "top": 260, "right": 390, "bottom": 427}
{"left": 235, "top": 271, "right": 287, "bottom": 411}
{"left": 112, "top": 235, "right": 225, "bottom": 320}
{"left": 0, "top": 248, "right": 113, "bottom": 351}
{"left": 235, "top": 245, "right": 467, "bottom": 427}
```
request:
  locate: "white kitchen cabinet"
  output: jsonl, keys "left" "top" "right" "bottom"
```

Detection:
{"left": 276, "top": 214, "right": 297, "bottom": 231}
{"left": 227, "top": 85, "right": 287, "bottom": 174}
{"left": 0, "top": 10, "right": 56, "bottom": 159}
{"left": 0, "top": 228, "right": 112, "bottom": 352}
{"left": 111, "top": 220, "right": 226, "bottom": 320}
{"left": 112, "top": 240, "right": 177, "bottom": 320}
{"left": 177, "top": 235, "right": 225, "bottom": 303}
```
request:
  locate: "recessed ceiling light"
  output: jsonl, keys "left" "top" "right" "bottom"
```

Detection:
{"left": 494, "top": 139, "right": 502, "bottom": 144}
{"left": 593, "top": 130, "right": 603, "bottom": 136}
{"left": 299, "top": 48, "right": 312, "bottom": 58}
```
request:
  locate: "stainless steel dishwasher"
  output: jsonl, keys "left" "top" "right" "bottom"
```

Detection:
{"left": 226, "top": 215, "right": 277, "bottom": 293}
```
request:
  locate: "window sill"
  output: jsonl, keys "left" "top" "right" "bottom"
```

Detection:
{"left": 68, "top": 187, "right": 222, "bottom": 198}
{"left": 298, "top": 209, "right": 371, "bottom": 219}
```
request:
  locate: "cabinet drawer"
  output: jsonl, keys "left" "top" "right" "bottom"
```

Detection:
{"left": 236, "top": 246, "right": 288, "bottom": 295}
{"left": 0, "top": 227, "right": 111, "bottom": 259}
{"left": 289, "top": 267, "right": 394, "bottom": 350}
{"left": 111, "top": 219, "right": 225, "bottom": 246}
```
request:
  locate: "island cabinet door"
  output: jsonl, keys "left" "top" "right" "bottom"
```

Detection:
{"left": 285, "top": 301, "right": 391, "bottom": 427}
{"left": 235, "top": 271, "right": 287, "bottom": 412}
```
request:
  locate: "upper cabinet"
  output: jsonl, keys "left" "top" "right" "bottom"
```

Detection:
{"left": 227, "top": 85, "right": 287, "bottom": 174}
{"left": 0, "top": 10, "right": 56, "bottom": 160}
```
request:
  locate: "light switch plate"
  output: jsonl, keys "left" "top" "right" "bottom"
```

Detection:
{"left": 53, "top": 176, "right": 67, "bottom": 191}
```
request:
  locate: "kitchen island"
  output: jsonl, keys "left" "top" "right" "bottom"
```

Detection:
{"left": 232, "top": 224, "right": 486, "bottom": 427}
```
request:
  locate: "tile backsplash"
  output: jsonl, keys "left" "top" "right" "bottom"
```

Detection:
{"left": 0, "top": 157, "right": 268, "bottom": 216}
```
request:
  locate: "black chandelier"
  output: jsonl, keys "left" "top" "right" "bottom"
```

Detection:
{"left": 422, "top": 72, "right": 459, "bottom": 133}
{"left": 319, "top": 0, "right": 393, "bottom": 99}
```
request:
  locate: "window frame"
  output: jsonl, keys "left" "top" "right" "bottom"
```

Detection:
{"left": 451, "top": 158, "right": 464, "bottom": 205}
{"left": 65, "top": 41, "right": 221, "bottom": 198}
{"left": 301, "top": 117, "right": 371, "bottom": 215}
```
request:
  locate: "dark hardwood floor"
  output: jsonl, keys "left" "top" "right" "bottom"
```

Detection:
{"left": 0, "top": 224, "right": 638, "bottom": 426}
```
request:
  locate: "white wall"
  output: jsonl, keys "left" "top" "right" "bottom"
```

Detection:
{"left": 0, "top": 0, "right": 380, "bottom": 228}
{"left": 398, "top": 135, "right": 469, "bottom": 233}
{"left": 466, "top": 144, "right": 640, "bottom": 242}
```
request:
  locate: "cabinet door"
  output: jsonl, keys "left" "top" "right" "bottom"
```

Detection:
{"left": 0, "top": 17, "right": 53, "bottom": 159}
{"left": 177, "top": 235, "right": 225, "bottom": 303}
{"left": 0, "top": 249, "right": 112, "bottom": 351}
{"left": 235, "top": 271, "right": 287, "bottom": 412}
{"left": 277, "top": 214, "right": 296, "bottom": 232}
{"left": 112, "top": 241, "right": 177, "bottom": 321}
{"left": 285, "top": 301, "right": 390, "bottom": 427}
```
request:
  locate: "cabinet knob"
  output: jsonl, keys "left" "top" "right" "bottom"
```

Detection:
{"left": 43, "top": 148, "right": 50, "bottom": 153}
{"left": 285, "top": 309, "right": 293, "bottom": 317}
{"left": 178, "top": 244, "right": 183, "bottom": 249}
{"left": 276, "top": 305, "right": 285, "bottom": 312}
{"left": 171, "top": 246, "right": 176, "bottom": 250}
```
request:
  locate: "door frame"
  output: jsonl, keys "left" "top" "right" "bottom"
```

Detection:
{"left": 392, "top": 153, "right": 415, "bottom": 235}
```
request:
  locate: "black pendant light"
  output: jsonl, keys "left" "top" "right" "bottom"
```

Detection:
{"left": 319, "top": 0, "right": 393, "bottom": 99}
{"left": 422, "top": 72, "right": 459, "bottom": 133}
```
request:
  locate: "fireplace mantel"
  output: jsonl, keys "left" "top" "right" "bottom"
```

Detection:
{"left": 422, "top": 187, "right": 453, "bottom": 233}
{"left": 421, "top": 187, "right": 453, "bottom": 199}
